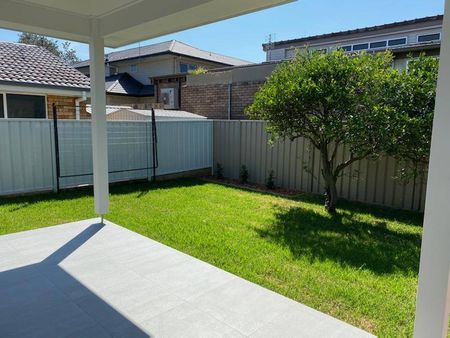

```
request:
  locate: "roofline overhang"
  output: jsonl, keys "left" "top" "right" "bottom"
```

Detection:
{"left": 0, "top": 81, "right": 90, "bottom": 96}
{"left": 75, "top": 51, "right": 251, "bottom": 70}
{"left": 263, "top": 14, "right": 444, "bottom": 51}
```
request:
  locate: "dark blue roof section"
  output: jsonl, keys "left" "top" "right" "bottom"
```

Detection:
{"left": 105, "top": 73, "right": 154, "bottom": 97}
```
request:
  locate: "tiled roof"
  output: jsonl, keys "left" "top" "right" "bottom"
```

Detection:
{"left": 263, "top": 15, "right": 444, "bottom": 49}
{"left": 74, "top": 40, "right": 251, "bottom": 68}
{"left": 0, "top": 41, "right": 90, "bottom": 89}
{"left": 105, "top": 73, "right": 154, "bottom": 96}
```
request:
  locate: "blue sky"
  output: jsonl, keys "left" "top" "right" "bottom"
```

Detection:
{"left": 0, "top": 0, "right": 444, "bottom": 63}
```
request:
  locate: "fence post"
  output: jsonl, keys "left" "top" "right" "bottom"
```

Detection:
{"left": 52, "top": 103, "right": 61, "bottom": 193}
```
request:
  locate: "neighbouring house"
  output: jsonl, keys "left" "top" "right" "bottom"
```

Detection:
{"left": 74, "top": 40, "right": 251, "bottom": 109}
{"left": 0, "top": 41, "right": 90, "bottom": 120}
{"left": 181, "top": 15, "right": 442, "bottom": 120}
{"left": 264, "top": 15, "right": 442, "bottom": 68}
{"left": 181, "top": 62, "right": 278, "bottom": 120}
{"left": 86, "top": 105, "right": 206, "bottom": 121}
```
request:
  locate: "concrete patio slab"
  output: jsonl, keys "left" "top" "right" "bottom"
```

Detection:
{"left": 0, "top": 219, "right": 375, "bottom": 337}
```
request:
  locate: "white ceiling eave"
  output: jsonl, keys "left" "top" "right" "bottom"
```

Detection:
{"left": 0, "top": 0, "right": 293, "bottom": 48}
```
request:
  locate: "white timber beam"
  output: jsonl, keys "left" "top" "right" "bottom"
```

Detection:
{"left": 0, "top": 0, "right": 89, "bottom": 44}
{"left": 414, "top": 1, "right": 450, "bottom": 337}
{"left": 89, "top": 19, "right": 109, "bottom": 217}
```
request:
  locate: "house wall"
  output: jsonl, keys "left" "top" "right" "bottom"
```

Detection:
{"left": 116, "top": 55, "right": 228, "bottom": 85}
{"left": 266, "top": 21, "right": 442, "bottom": 61}
{"left": 47, "top": 95, "right": 88, "bottom": 120}
{"left": 181, "top": 83, "right": 229, "bottom": 119}
{"left": 78, "top": 55, "right": 232, "bottom": 86}
{"left": 181, "top": 63, "right": 276, "bottom": 119}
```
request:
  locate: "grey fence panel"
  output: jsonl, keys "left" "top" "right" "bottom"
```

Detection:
{"left": 156, "top": 120, "right": 212, "bottom": 176}
{"left": 0, "top": 119, "right": 54, "bottom": 195}
{"left": 213, "top": 120, "right": 427, "bottom": 211}
{"left": 0, "top": 119, "right": 212, "bottom": 196}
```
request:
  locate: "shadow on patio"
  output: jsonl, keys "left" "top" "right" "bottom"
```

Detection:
{"left": 0, "top": 222, "right": 149, "bottom": 337}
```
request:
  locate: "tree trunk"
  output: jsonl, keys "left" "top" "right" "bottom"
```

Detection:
{"left": 324, "top": 176, "right": 338, "bottom": 213}
{"left": 321, "top": 154, "right": 338, "bottom": 213}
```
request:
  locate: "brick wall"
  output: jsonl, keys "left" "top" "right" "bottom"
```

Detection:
{"left": 230, "top": 81, "right": 263, "bottom": 120}
{"left": 47, "top": 95, "right": 89, "bottom": 120}
{"left": 180, "top": 81, "right": 264, "bottom": 120}
{"left": 181, "top": 84, "right": 229, "bottom": 119}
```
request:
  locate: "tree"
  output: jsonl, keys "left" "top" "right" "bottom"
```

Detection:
{"left": 247, "top": 49, "right": 396, "bottom": 212}
{"left": 18, "top": 32, "right": 80, "bottom": 65}
{"left": 384, "top": 55, "right": 438, "bottom": 180}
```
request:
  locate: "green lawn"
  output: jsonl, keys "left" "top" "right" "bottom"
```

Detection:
{"left": 0, "top": 178, "right": 425, "bottom": 336}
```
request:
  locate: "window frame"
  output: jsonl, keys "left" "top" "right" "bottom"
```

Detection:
{"left": 0, "top": 93, "right": 5, "bottom": 118}
{"left": 312, "top": 47, "right": 328, "bottom": 54}
{"left": 129, "top": 64, "right": 138, "bottom": 73}
{"left": 352, "top": 43, "right": 369, "bottom": 51}
{"left": 388, "top": 37, "right": 408, "bottom": 47}
{"left": 369, "top": 40, "right": 387, "bottom": 49}
{"left": 180, "top": 63, "right": 198, "bottom": 73}
{"left": 284, "top": 47, "right": 296, "bottom": 59}
{"left": 0, "top": 92, "right": 48, "bottom": 120}
{"left": 340, "top": 45, "right": 352, "bottom": 52}
{"left": 417, "top": 32, "right": 441, "bottom": 43}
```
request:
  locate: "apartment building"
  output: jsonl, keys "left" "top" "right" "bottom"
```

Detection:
{"left": 263, "top": 15, "right": 442, "bottom": 69}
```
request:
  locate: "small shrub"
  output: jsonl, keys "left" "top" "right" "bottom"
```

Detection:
{"left": 240, "top": 165, "right": 249, "bottom": 184}
{"left": 189, "top": 67, "right": 208, "bottom": 75}
{"left": 266, "top": 170, "right": 275, "bottom": 190}
{"left": 216, "top": 163, "right": 224, "bottom": 179}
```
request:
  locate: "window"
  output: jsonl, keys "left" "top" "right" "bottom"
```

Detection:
{"left": 180, "top": 63, "right": 198, "bottom": 73}
{"left": 388, "top": 38, "right": 407, "bottom": 47}
{"left": 418, "top": 33, "right": 441, "bottom": 43}
{"left": 0, "top": 94, "right": 4, "bottom": 118}
{"left": 370, "top": 41, "right": 387, "bottom": 49}
{"left": 6, "top": 94, "right": 46, "bottom": 119}
{"left": 340, "top": 45, "right": 352, "bottom": 52}
{"left": 129, "top": 64, "right": 138, "bottom": 73}
{"left": 352, "top": 43, "right": 369, "bottom": 51}
{"left": 312, "top": 48, "right": 328, "bottom": 54}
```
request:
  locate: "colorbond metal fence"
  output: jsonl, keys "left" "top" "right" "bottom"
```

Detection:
{"left": 0, "top": 119, "right": 212, "bottom": 196}
{"left": 213, "top": 120, "right": 427, "bottom": 211}
{"left": 0, "top": 118, "right": 427, "bottom": 211}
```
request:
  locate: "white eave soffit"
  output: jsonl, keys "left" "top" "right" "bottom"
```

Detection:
{"left": 0, "top": 0, "right": 294, "bottom": 48}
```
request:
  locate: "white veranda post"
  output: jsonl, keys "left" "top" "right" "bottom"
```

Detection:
{"left": 88, "top": 20, "right": 109, "bottom": 217}
{"left": 414, "top": 1, "right": 450, "bottom": 337}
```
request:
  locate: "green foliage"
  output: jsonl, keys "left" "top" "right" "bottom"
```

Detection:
{"left": 266, "top": 170, "right": 276, "bottom": 189}
{"left": 247, "top": 49, "right": 396, "bottom": 211}
{"left": 189, "top": 66, "right": 208, "bottom": 75}
{"left": 18, "top": 32, "right": 80, "bottom": 65}
{"left": 384, "top": 54, "right": 438, "bottom": 180}
{"left": 240, "top": 165, "right": 249, "bottom": 184}
{"left": 215, "top": 162, "right": 224, "bottom": 179}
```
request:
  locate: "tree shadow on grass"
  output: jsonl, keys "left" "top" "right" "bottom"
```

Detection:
{"left": 256, "top": 205, "right": 422, "bottom": 275}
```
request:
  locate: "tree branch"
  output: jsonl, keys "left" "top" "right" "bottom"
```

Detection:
{"left": 333, "top": 151, "right": 370, "bottom": 179}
